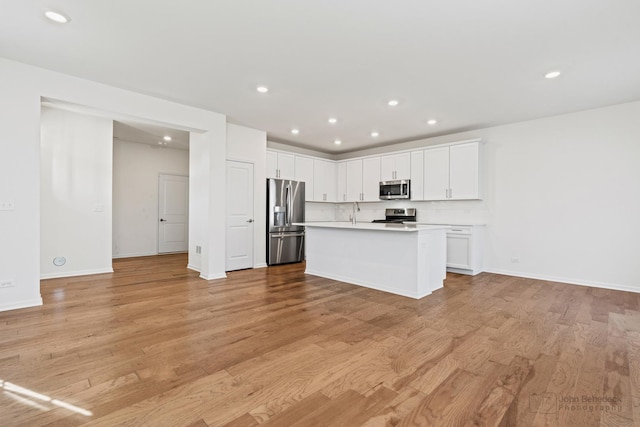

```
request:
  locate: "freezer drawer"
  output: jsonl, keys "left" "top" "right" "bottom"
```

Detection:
{"left": 268, "top": 232, "right": 305, "bottom": 265}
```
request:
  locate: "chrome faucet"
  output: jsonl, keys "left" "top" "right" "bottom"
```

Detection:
{"left": 351, "top": 201, "right": 360, "bottom": 224}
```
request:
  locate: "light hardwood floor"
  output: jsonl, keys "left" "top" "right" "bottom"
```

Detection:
{"left": 1, "top": 254, "right": 638, "bottom": 426}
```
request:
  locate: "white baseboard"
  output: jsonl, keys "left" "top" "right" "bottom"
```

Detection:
{"left": 187, "top": 264, "right": 201, "bottom": 273}
{"left": 112, "top": 251, "right": 157, "bottom": 259}
{"left": 305, "top": 268, "right": 433, "bottom": 300}
{"left": 200, "top": 272, "right": 227, "bottom": 280}
{"left": 254, "top": 263, "right": 268, "bottom": 269}
{"left": 40, "top": 268, "right": 114, "bottom": 280}
{"left": 482, "top": 268, "right": 640, "bottom": 294}
{"left": 0, "top": 297, "right": 43, "bottom": 312}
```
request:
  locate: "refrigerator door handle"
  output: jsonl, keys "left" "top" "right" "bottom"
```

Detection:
{"left": 272, "top": 232, "right": 305, "bottom": 238}
{"left": 286, "top": 184, "right": 293, "bottom": 226}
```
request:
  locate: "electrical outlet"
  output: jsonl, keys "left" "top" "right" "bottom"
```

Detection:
{"left": 0, "top": 279, "right": 15, "bottom": 288}
{"left": 195, "top": 245, "right": 202, "bottom": 254}
{"left": 0, "top": 200, "right": 15, "bottom": 211}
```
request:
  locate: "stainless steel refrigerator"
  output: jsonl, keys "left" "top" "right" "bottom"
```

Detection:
{"left": 267, "top": 178, "right": 305, "bottom": 265}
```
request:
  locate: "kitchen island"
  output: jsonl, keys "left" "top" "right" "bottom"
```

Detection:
{"left": 296, "top": 222, "right": 449, "bottom": 299}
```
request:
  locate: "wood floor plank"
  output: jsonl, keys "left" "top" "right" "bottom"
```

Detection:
{"left": 0, "top": 254, "right": 637, "bottom": 426}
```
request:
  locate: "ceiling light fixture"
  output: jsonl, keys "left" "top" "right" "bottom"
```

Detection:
{"left": 328, "top": 118, "right": 337, "bottom": 124}
{"left": 387, "top": 100, "right": 399, "bottom": 107}
{"left": 163, "top": 135, "right": 172, "bottom": 142}
{"left": 371, "top": 131, "right": 379, "bottom": 137}
{"left": 45, "top": 10, "right": 70, "bottom": 23}
{"left": 291, "top": 129, "right": 299, "bottom": 135}
{"left": 334, "top": 139, "right": 342, "bottom": 145}
{"left": 256, "top": 85, "right": 269, "bottom": 93}
{"left": 427, "top": 119, "right": 438, "bottom": 125}
{"left": 544, "top": 70, "right": 561, "bottom": 79}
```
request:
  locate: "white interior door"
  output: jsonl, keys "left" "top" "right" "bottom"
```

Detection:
{"left": 226, "top": 161, "right": 254, "bottom": 271}
{"left": 158, "top": 174, "right": 189, "bottom": 253}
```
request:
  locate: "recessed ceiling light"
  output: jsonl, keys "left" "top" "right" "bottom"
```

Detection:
{"left": 45, "top": 10, "right": 70, "bottom": 23}
{"left": 256, "top": 85, "right": 269, "bottom": 93}
{"left": 291, "top": 129, "right": 299, "bottom": 135}
{"left": 328, "top": 118, "right": 337, "bottom": 124}
{"left": 163, "top": 135, "right": 172, "bottom": 142}
{"left": 427, "top": 119, "right": 438, "bottom": 125}
{"left": 387, "top": 100, "right": 399, "bottom": 107}
{"left": 544, "top": 70, "right": 561, "bottom": 79}
{"left": 334, "top": 139, "right": 342, "bottom": 145}
{"left": 371, "top": 131, "right": 379, "bottom": 137}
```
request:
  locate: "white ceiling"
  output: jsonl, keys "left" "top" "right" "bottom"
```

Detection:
{"left": 113, "top": 121, "right": 190, "bottom": 151}
{"left": 2, "top": 1, "right": 640, "bottom": 154}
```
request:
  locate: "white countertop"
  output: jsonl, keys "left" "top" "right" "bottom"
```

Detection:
{"left": 294, "top": 221, "right": 450, "bottom": 232}
{"left": 415, "top": 222, "right": 486, "bottom": 226}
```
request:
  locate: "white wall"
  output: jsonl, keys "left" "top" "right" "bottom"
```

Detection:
{"left": 40, "top": 107, "right": 113, "bottom": 278}
{"left": 226, "top": 123, "right": 267, "bottom": 267}
{"left": 0, "top": 65, "right": 43, "bottom": 311}
{"left": 113, "top": 140, "right": 189, "bottom": 258}
{"left": 0, "top": 57, "right": 226, "bottom": 312}
{"left": 188, "top": 123, "right": 228, "bottom": 280}
{"left": 335, "top": 101, "right": 640, "bottom": 292}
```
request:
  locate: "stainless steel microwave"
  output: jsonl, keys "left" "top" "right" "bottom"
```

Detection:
{"left": 379, "top": 179, "right": 410, "bottom": 200}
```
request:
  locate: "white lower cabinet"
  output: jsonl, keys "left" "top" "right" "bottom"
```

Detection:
{"left": 417, "top": 224, "right": 484, "bottom": 275}
{"left": 446, "top": 225, "right": 484, "bottom": 275}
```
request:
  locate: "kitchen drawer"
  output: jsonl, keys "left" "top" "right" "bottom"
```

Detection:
{"left": 447, "top": 226, "right": 472, "bottom": 235}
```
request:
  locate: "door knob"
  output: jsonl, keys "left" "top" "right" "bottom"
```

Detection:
{"left": 247, "top": 219, "right": 254, "bottom": 223}
{"left": 160, "top": 218, "right": 166, "bottom": 222}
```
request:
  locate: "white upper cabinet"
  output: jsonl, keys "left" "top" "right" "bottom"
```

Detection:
{"left": 313, "top": 159, "right": 337, "bottom": 202}
{"left": 423, "top": 141, "right": 482, "bottom": 200}
{"left": 410, "top": 151, "right": 424, "bottom": 200}
{"left": 267, "top": 139, "right": 480, "bottom": 203}
{"left": 337, "top": 162, "right": 347, "bottom": 202}
{"left": 423, "top": 146, "right": 450, "bottom": 200}
{"left": 345, "top": 159, "right": 363, "bottom": 202}
{"left": 294, "top": 156, "right": 314, "bottom": 201}
{"left": 346, "top": 158, "right": 381, "bottom": 202}
{"left": 267, "top": 151, "right": 295, "bottom": 179}
{"left": 449, "top": 143, "right": 481, "bottom": 200}
{"left": 362, "top": 157, "right": 381, "bottom": 201}
{"left": 266, "top": 151, "right": 277, "bottom": 178}
{"left": 380, "top": 152, "right": 411, "bottom": 181}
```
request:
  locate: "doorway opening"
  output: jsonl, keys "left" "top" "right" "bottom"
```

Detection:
{"left": 112, "top": 121, "right": 190, "bottom": 258}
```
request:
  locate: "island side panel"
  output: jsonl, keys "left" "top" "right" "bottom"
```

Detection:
{"left": 416, "top": 228, "right": 447, "bottom": 297}
{"left": 304, "top": 227, "right": 423, "bottom": 298}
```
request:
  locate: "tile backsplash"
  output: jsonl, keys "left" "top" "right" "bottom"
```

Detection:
{"left": 306, "top": 200, "right": 488, "bottom": 225}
